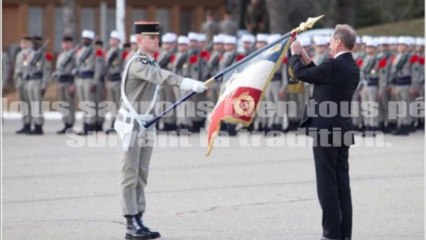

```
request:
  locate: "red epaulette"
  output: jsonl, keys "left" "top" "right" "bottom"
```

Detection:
{"left": 122, "top": 50, "right": 129, "bottom": 60}
{"left": 96, "top": 49, "right": 104, "bottom": 57}
{"left": 236, "top": 54, "right": 245, "bottom": 62}
{"left": 410, "top": 54, "right": 419, "bottom": 63}
{"left": 282, "top": 56, "right": 288, "bottom": 64}
{"left": 356, "top": 58, "right": 363, "bottom": 67}
{"left": 189, "top": 54, "right": 198, "bottom": 64}
{"left": 45, "top": 52, "right": 53, "bottom": 62}
{"left": 378, "top": 58, "right": 387, "bottom": 69}
{"left": 200, "top": 50, "right": 210, "bottom": 61}
{"left": 169, "top": 54, "right": 176, "bottom": 63}
{"left": 419, "top": 56, "right": 424, "bottom": 65}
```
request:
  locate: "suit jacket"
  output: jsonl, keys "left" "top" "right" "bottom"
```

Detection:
{"left": 289, "top": 52, "right": 360, "bottom": 145}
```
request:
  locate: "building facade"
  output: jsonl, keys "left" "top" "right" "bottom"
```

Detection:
{"left": 2, "top": 0, "right": 227, "bottom": 53}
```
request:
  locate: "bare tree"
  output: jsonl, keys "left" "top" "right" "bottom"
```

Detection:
{"left": 62, "top": 0, "right": 76, "bottom": 39}
{"left": 265, "top": 0, "right": 291, "bottom": 33}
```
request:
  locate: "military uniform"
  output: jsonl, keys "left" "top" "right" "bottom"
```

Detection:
{"left": 206, "top": 47, "right": 223, "bottom": 103}
{"left": 105, "top": 41, "right": 124, "bottom": 131}
{"left": 172, "top": 46, "right": 190, "bottom": 130}
{"left": 14, "top": 45, "right": 32, "bottom": 133}
{"left": 74, "top": 30, "right": 103, "bottom": 134}
{"left": 114, "top": 21, "right": 207, "bottom": 240}
{"left": 351, "top": 49, "right": 365, "bottom": 130}
{"left": 54, "top": 38, "right": 76, "bottom": 133}
{"left": 376, "top": 47, "right": 394, "bottom": 132}
{"left": 157, "top": 40, "right": 177, "bottom": 131}
{"left": 359, "top": 50, "right": 381, "bottom": 135}
{"left": 23, "top": 37, "right": 52, "bottom": 134}
{"left": 390, "top": 37, "right": 420, "bottom": 135}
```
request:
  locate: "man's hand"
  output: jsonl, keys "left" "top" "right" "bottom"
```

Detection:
{"left": 41, "top": 88, "right": 46, "bottom": 97}
{"left": 291, "top": 41, "right": 302, "bottom": 55}
{"left": 181, "top": 78, "right": 207, "bottom": 93}
{"left": 68, "top": 85, "right": 76, "bottom": 96}
{"left": 279, "top": 87, "right": 286, "bottom": 99}
{"left": 90, "top": 83, "right": 96, "bottom": 93}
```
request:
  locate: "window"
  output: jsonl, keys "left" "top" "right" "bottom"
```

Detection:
{"left": 80, "top": 8, "right": 95, "bottom": 35}
{"left": 27, "top": 7, "right": 44, "bottom": 36}
{"left": 180, "top": 9, "right": 194, "bottom": 35}
{"left": 54, "top": 7, "right": 65, "bottom": 52}
{"left": 156, "top": 9, "right": 170, "bottom": 33}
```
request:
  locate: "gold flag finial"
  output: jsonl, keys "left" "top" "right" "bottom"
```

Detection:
{"left": 292, "top": 15, "right": 324, "bottom": 33}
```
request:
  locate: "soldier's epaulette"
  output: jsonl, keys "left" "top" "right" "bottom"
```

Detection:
{"left": 137, "top": 53, "right": 155, "bottom": 66}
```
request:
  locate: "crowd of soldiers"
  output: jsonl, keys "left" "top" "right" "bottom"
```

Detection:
{"left": 10, "top": 28, "right": 425, "bottom": 137}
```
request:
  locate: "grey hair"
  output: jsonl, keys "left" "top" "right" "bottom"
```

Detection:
{"left": 333, "top": 24, "right": 357, "bottom": 50}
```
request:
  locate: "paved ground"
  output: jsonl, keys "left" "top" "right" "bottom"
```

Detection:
{"left": 1, "top": 119, "right": 424, "bottom": 240}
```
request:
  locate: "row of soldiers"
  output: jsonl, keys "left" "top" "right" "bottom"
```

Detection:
{"left": 12, "top": 29, "right": 424, "bottom": 136}
{"left": 352, "top": 35, "right": 424, "bottom": 136}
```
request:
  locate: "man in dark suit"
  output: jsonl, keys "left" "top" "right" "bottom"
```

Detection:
{"left": 288, "top": 24, "right": 360, "bottom": 240}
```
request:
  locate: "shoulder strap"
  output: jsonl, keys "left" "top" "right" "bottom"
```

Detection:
{"left": 120, "top": 53, "right": 160, "bottom": 126}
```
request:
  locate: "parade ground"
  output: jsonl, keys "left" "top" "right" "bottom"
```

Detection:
{"left": 2, "top": 119, "right": 424, "bottom": 240}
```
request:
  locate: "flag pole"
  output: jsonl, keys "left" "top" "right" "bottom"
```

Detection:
{"left": 143, "top": 15, "right": 324, "bottom": 128}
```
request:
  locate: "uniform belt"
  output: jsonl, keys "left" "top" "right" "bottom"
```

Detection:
{"left": 26, "top": 72, "right": 42, "bottom": 80}
{"left": 366, "top": 77, "right": 379, "bottom": 86}
{"left": 78, "top": 71, "right": 94, "bottom": 79}
{"left": 393, "top": 76, "right": 411, "bottom": 86}
{"left": 58, "top": 75, "right": 74, "bottom": 83}
{"left": 117, "top": 108, "right": 153, "bottom": 125}
{"left": 107, "top": 73, "right": 121, "bottom": 81}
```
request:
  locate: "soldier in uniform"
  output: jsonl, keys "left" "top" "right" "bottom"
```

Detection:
{"left": 220, "top": 9, "right": 238, "bottom": 36}
{"left": 376, "top": 36, "right": 395, "bottom": 132}
{"left": 351, "top": 36, "right": 365, "bottom": 131}
{"left": 24, "top": 36, "right": 52, "bottom": 135}
{"left": 125, "top": 35, "right": 138, "bottom": 64}
{"left": 218, "top": 35, "right": 239, "bottom": 135}
{"left": 172, "top": 36, "right": 190, "bottom": 132}
{"left": 201, "top": 10, "right": 220, "bottom": 43}
{"left": 114, "top": 21, "right": 206, "bottom": 239}
{"left": 206, "top": 34, "right": 224, "bottom": 103}
{"left": 53, "top": 36, "right": 77, "bottom": 134}
{"left": 94, "top": 39, "right": 106, "bottom": 132}
{"left": 414, "top": 37, "right": 424, "bottom": 130}
{"left": 104, "top": 31, "right": 124, "bottom": 133}
{"left": 241, "top": 34, "right": 256, "bottom": 55}
{"left": 14, "top": 35, "right": 33, "bottom": 134}
{"left": 74, "top": 30, "right": 103, "bottom": 135}
{"left": 181, "top": 32, "right": 201, "bottom": 132}
{"left": 389, "top": 37, "right": 420, "bottom": 135}
{"left": 359, "top": 38, "right": 381, "bottom": 136}
{"left": 157, "top": 33, "right": 178, "bottom": 131}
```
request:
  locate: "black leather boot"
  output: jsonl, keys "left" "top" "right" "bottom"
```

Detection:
{"left": 57, "top": 123, "right": 73, "bottom": 134}
{"left": 135, "top": 213, "right": 161, "bottom": 239}
{"left": 125, "top": 215, "right": 151, "bottom": 240}
{"left": 29, "top": 124, "right": 43, "bottom": 135}
{"left": 16, "top": 123, "right": 31, "bottom": 134}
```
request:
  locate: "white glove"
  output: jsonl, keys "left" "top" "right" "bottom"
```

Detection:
{"left": 181, "top": 78, "right": 207, "bottom": 93}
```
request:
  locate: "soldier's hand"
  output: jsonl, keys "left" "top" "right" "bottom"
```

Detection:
{"left": 41, "top": 88, "right": 46, "bottom": 97}
{"left": 181, "top": 78, "right": 207, "bottom": 93}
{"left": 90, "top": 83, "right": 96, "bottom": 93}
{"left": 68, "top": 85, "right": 76, "bottom": 96}
{"left": 409, "top": 87, "right": 419, "bottom": 97}
{"left": 279, "top": 88, "right": 286, "bottom": 99}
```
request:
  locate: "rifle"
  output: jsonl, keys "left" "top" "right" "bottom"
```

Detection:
{"left": 60, "top": 44, "right": 81, "bottom": 70}
{"left": 29, "top": 39, "right": 50, "bottom": 66}
{"left": 103, "top": 48, "right": 119, "bottom": 76}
